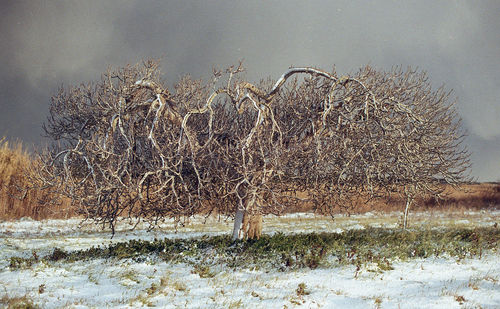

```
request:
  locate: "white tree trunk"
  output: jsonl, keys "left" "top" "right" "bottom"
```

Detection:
{"left": 403, "top": 196, "right": 412, "bottom": 230}
{"left": 232, "top": 207, "right": 245, "bottom": 241}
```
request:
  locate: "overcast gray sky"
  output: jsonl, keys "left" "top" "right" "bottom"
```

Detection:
{"left": 1, "top": 1, "right": 499, "bottom": 181}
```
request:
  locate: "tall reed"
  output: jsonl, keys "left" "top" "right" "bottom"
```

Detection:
{"left": 0, "top": 137, "right": 74, "bottom": 220}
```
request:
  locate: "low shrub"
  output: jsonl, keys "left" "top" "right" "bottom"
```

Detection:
{"left": 7, "top": 226, "right": 499, "bottom": 272}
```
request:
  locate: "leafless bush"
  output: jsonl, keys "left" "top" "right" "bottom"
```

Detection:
{"left": 36, "top": 59, "right": 470, "bottom": 236}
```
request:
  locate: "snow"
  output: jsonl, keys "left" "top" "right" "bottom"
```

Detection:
{"left": 1, "top": 210, "right": 499, "bottom": 308}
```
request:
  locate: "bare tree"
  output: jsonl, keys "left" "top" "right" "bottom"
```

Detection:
{"left": 36, "top": 59, "right": 470, "bottom": 238}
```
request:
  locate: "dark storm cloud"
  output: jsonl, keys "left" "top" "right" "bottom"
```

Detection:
{"left": 1, "top": 0, "right": 499, "bottom": 180}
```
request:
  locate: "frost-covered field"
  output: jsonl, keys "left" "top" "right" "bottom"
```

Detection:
{"left": 1, "top": 210, "right": 499, "bottom": 308}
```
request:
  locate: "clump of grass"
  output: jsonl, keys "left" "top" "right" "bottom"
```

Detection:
{"left": 47, "top": 248, "right": 68, "bottom": 261}
{"left": 296, "top": 283, "right": 310, "bottom": 296}
{"left": 172, "top": 281, "right": 188, "bottom": 292}
{"left": 129, "top": 294, "right": 154, "bottom": 307}
{"left": 146, "top": 282, "right": 160, "bottom": 295}
{"left": 227, "top": 299, "right": 243, "bottom": 309}
{"left": 0, "top": 137, "right": 31, "bottom": 219}
{"left": 120, "top": 270, "right": 140, "bottom": 284}
{"left": 7, "top": 227, "right": 500, "bottom": 271}
{"left": 191, "top": 263, "right": 215, "bottom": 278}
{"left": 0, "top": 294, "right": 38, "bottom": 309}
{"left": 9, "top": 256, "right": 34, "bottom": 270}
{"left": 0, "top": 137, "right": 74, "bottom": 220}
{"left": 38, "top": 284, "right": 45, "bottom": 294}
{"left": 454, "top": 295, "right": 466, "bottom": 305}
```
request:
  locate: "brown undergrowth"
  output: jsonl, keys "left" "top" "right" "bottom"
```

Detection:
{"left": 382, "top": 183, "right": 500, "bottom": 212}
{"left": 288, "top": 183, "right": 500, "bottom": 214}
{"left": 0, "top": 137, "right": 74, "bottom": 220}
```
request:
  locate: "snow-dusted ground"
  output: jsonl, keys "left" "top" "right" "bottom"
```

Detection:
{"left": 1, "top": 210, "right": 499, "bottom": 308}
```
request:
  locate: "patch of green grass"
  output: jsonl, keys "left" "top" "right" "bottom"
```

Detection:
{"left": 6, "top": 226, "right": 499, "bottom": 272}
{"left": 46, "top": 248, "right": 68, "bottom": 261}
{"left": 9, "top": 257, "right": 34, "bottom": 270}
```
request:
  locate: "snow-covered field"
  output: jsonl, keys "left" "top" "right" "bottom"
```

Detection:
{"left": 1, "top": 210, "right": 499, "bottom": 308}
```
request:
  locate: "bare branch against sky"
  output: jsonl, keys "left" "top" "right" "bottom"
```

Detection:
{"left": 0, "top": 1, "right": 499, "bottom": 181}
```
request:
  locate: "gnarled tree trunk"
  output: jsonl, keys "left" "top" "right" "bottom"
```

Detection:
{"left": 231, "top": 196, "right": 263, "bottom": 240}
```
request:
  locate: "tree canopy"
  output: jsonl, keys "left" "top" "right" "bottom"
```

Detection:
{"left": 35, "top": 59, "right": 471, "bottom": 235}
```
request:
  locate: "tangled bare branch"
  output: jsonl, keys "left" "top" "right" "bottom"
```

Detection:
{"left": 36, "top": 60, "right": 471, "bottom": 234}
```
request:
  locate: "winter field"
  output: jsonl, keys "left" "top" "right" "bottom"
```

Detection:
{"left": 1, "top": 210, "right": 499, "bottom": 308}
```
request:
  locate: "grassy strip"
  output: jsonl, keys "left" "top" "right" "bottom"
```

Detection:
{"left": 8, "top": 226, "right": 499, "bottom": 272}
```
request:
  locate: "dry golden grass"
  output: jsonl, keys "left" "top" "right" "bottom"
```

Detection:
{"left": 0, "top": 137, "right": 75, "bottom": 220}
{"left": 431, "top": 183, "right": 500, "bottom": 209}
{"left": 294, "top": 183, "right": 500, "bottom": 214}
{"left": 381, "top": 183, "right": 500, "bottom": 213}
